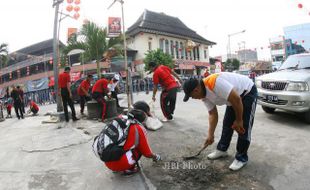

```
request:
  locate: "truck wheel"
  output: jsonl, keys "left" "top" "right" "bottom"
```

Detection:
{"left": 262, "top": 106, "right": 275, "bottom": 114}
{"left": 304, "top": 110, "right": 310, "bottom": 124}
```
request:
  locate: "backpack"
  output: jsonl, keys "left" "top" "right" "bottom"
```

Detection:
{"left": 92, "top": 117, "right": 129, "bottom": 162}
{"left": 92, "top": 109, "right": 145, "bottom": 162}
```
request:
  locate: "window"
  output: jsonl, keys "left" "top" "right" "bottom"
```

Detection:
{"left": 159, "top": 39, "right": 164, "bottom": 51}
{"left": 165, "top": 40, "right": 169, "bottom": 54}
{"left": 204, "top": 50, "right": 207, "bottom": 59}
{"left": 180, "top": 42, "right": 185, "bottom": 59}
{"left": 175, "top": 41, "right": 179, "bottom": 58}
{"left": 170, "top": 40, "right": 175, "bottom": 57}
{"left": 148, "top": 41, "right": 152, "bottom": 51}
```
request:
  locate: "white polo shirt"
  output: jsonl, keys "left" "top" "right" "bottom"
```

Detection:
{"left": 202, "top": 72, "right": 254, "bottom": 111}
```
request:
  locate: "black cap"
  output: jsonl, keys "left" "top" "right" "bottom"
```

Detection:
{"left": 133, "top": 101, "right": 151, "bottom": 116}
{"left": 64, "top": 66, "right": 71, "bottom": 72}
{"left": 149, "top": 61, "right": 157, "bottom": 68}
{"left": 183, "top": 78, "right": 199, "bottom": 102}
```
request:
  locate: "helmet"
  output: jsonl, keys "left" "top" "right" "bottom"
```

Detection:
{"left": 133, "top": 101, "right": 151, "bottom": 116}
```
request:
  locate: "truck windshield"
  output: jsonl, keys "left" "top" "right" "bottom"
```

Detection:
{"left": 279, "top": 55, "right": 310, "bottom": 70}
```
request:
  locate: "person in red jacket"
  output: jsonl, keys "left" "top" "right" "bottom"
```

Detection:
{"left": 150, "top": 61, "right": 182, "bottom": 122}
{"left": 28, "top": 99, "right": 39, "bottom": 115}
{"left": 104, "top": 109, "right": 161, "bottom": 176}
{"left": 92, "top": 77, "right": 109, "bottom": 121}
{"left": 78, "top": 75, "right": 93, "bottom": 115}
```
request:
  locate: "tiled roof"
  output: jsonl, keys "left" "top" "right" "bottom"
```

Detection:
{"left": 14, "top": 39, "right": 65, "bottom": 56}
{"left": 126, "top": 10, "right": 216, "bottom": 45}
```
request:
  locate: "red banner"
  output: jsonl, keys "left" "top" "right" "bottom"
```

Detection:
{"left": 108, "top": 17, "right": 121, "bottom": 37}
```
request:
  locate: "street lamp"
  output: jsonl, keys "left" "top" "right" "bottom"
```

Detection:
{"left": 107, "top": 0, "right": 133, "bottom": 108}
{"left": 227, "top": 29, "right": 246, "bottom": 59}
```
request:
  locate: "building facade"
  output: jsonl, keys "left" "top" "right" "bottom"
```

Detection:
{"left": 284, "top": 23, "right": 310, "bottom": 52}
{"left": 126, "top": 10, "right": 216, "bottom": 76}
{"left": 237, "top": 49, "right": 258, "bottom": 63}
{"left": 269, "top": 36, "right": 305, "bottom": 70}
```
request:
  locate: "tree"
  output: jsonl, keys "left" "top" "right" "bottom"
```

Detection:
{"left": 144, "top": 49, "right": 173, "bottom": 71}
{"left": 0, "top": 43, "right": 8, "bottom": 68}
{"left": 63, "top": 21, "right": 122, "bottom": 77}
{"left": 223, "top": 58, "right": 240, "bottom": 71}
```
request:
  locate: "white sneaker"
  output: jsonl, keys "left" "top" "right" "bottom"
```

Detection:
{"left": 207, "top": 150, "right": 228, "bottom": 160}
{"left": 162, "top": 118, "right": 174, "bottom": 122}
{"left": 161, "top": 118, "right": 169, "bottom": 122}
{"left": 229, "top": 159, "right": 247, "bottom": 171}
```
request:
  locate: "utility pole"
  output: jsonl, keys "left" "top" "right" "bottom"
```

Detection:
{"left": 52, "top": 0, "right": 64, "bottom": 112}
{"left": 108, "top": 0, "right": 133, "bottom": 108}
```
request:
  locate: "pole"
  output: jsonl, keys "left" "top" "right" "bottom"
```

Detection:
{"left": 53, "top": 0, "right": 63, "bottom": 112}
{"left": 120, "top": 0, "right": 132, "bottom": 108}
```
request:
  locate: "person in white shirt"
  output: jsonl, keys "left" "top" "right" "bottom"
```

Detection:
{"left": 183, "top": 72, "right": 257, "bottom": 171}
{"left": 108, "top": 74, "right": 121, "bottom": 108}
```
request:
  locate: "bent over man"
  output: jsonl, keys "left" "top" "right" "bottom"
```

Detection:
{"left": 92, "top": 77, "right": 109, "bottom": 122}
{"left": 183, "top": 72, "right": 257, "bottom": 171}
{"left": 150, "top": 61, "right": 182, "bottom": 122}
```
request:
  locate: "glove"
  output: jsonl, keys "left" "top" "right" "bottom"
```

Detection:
{"left": 152, "top": 154, "right": 161, "bottom": 162}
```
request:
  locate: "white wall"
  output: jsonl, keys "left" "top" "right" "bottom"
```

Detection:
{"left": 127, "top": 33, "right": 211, "bottom": 62}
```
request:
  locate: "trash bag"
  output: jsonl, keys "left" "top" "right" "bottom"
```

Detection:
{"left": 145, "top": 116, "right": 163, "bottom": 131}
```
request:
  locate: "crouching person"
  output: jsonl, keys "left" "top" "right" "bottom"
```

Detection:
{"left": 92, "top": 109, "right": 161, "bottom": 176}
{"left": 28, "top": 99, "right": 39, "bottom": 115}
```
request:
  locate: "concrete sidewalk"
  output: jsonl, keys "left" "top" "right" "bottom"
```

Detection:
{"left": 0, "top": 103, "right": 154, "bottom": 190}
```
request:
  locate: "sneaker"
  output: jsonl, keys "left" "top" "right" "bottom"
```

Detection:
{"left": 72, "top": 117, "right": 80, "bottom": 121}
{"left": 207, "top": 150, "right": 228, "bottom": 160}
{"left": 122, "top": 166, "right": 140, "bottom": 177}
{"left": 229, "top": 159, "right": 247, "bottom": 171}
{"left": 162, "top": 117, "right": 174, "bottom": 122}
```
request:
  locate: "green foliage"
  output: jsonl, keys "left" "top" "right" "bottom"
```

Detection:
{"left": 62, "top": 21, "right": 122, "bottom": 76}
{"left": 143, "top": 49, "right": 173, "bottom": 71}
{"left": 223, "top": 58, "right": 240, "bottom": 71}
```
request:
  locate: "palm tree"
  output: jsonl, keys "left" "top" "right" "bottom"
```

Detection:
{"left": 63, "top": 21, "right": 122, "bottom": 77}
{"left": 0, "top": 43, "right": 8, "bottom": 68}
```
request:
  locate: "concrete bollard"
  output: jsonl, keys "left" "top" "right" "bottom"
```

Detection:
{"left": 87, "top": 98, "right": 118, "bottom": 120}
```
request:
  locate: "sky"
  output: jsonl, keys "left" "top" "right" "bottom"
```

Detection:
{"left": 0, "top": 0, "right": 309, "bottom": 61}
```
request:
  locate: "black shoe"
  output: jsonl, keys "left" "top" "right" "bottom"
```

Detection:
{"left": 122, "top": 166, "right": 140, "bottom": 177}
{"left": 17, "top": 117, "right": 20, "bottom": 120}
{"left": 72, "top": 117, "right": 80, "bottom": 121}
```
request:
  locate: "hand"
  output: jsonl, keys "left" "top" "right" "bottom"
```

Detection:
{"left": 152, "top": 96, "right": 156, "bottom": 102}
{"left": 69, "top": 93, "right": 72, "bottom": 98}
{"left": 204, "top": 134, "right": 214, "bottom": 146}
{"left": 152, "top": 153, "right": 161, "bottom": 162}
{"left": 232, "top": 120, "right": 245, "bottom": 134}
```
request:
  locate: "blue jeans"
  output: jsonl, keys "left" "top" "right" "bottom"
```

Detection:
{"left": 217, "top": 85, "right": 258, "bottom": 162}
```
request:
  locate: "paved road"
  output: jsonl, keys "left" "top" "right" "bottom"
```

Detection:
{"left": 0, "top": 92, "right": 309, "bottom": 190}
